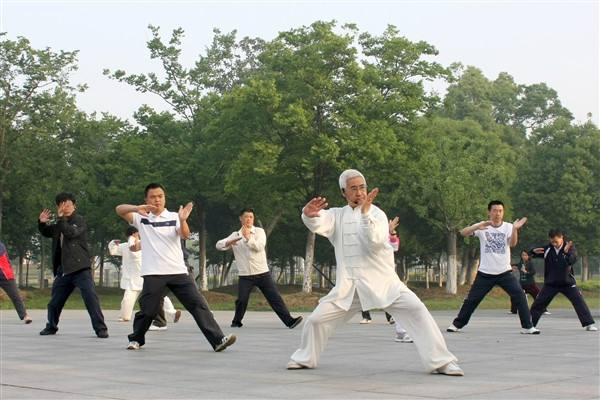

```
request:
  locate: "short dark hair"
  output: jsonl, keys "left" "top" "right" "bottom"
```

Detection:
{"left": 55, "top": 192, "right": 76, "bottom": 206}
{"left": 144, "top": 183, "right": 166, "bottom": 197}
{"left": 126, "top": 226, "right": 138, "bottom": 237}
{"left": 548, "top": 228, "right": 564, "bottom": 238}
{"left": 487, "top": 200, "right": 504, "bottom": 211}
{"left": 239, "top": 207, "right": 255, "bottom": 216}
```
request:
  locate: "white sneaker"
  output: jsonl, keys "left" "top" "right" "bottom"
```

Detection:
{"left": 585, "top": 324, "right": 598, "bottom": 331}
{"left": 446, "top": 324, "right": 461, "bottom": 332}
{"left": 148, "top": 324, "right": 167, "bottom": 331}
{"left": 286, "top": 360, "right": 310, "bottom": 370}
{"left": 394, "top": 332, "right": 413, "bottom": 343}
{"left": 543, "top": 311, "right": 551, "bottom": 315}
{"left": 388, "top": 317, "right": 395, "bottom": 324}
{"left": 127, "top": 341, "right": 140, "bottom": 350}
{"left": 214, "top": 334, "right": 236, "bottom": 352}
{"left": 521, "top": 327, "right": 540, "bottom": 334}
{"left": 359, "top": 319, "right": 372, "bottom": 324}
{"left": 435, "top": 361, "right": 464, "bottom": 376}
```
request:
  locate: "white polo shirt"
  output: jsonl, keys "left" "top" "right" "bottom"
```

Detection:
{"left": 131, "top": 210, "right": 187, "bottom": 276}
{"left": 215, "top": 226, "right": 269, "bottom": 276}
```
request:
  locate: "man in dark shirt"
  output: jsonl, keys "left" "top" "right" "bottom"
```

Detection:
{"left": 38, "top": 192, "right": 108, "bottom": 338}
{"left": 529, "top": 228, "right": 596, "bottom": 331}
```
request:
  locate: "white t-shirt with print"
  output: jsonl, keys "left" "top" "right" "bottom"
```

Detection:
{"left": 131, "top": 210, "right": 188, "bottom": 276}
{"left": 473, "top": 222, "right": 514, "bottom": 275}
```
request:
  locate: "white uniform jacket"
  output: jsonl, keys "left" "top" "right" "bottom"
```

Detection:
{"left": 302, "top": 204, "right": 405, "bottom": 311}
{"left": 108, "top": 238, "right": 143, "bottom": 291}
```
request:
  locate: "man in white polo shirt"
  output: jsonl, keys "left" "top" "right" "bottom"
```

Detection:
{"left": 216, "top": 207, "right": 302, "bottom": 329}
{"left": 116, "top": 183, "right": 236, "bottom": 352}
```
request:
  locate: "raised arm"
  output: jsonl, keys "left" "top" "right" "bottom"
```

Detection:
{"left": 460, "top": 220, "right": 492, "bottom": 237}
{"left": 301, "top": 197, "right": 336, "bottom": 237}
{"left": 509, "top": 217, "right": 528, "bottom": 247}
{"left": 177, "top": 202, "right": 193, "bottom": 239}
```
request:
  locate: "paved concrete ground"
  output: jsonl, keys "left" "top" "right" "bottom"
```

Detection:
{"left": 1, "top": 308, "right": 598, "bottom": 399}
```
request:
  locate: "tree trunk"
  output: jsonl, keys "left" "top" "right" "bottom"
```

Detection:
{"left": 289, "top": 257, "right": 296, "bottom": 285}
{"left": 467, "top": 251, "right": 479, "bottom": 285}
{"left": 425, "top": 262, "right": 430, "bottom": 289}
{"left": 446, "top": 230, "right": 458, "bottom": 294}
{"left": 197, "top": 203, "right": 208, "bottom": 291}
{"left": 438, "top": 253, "right": 443, "bottom": 288}
{"left": 220, "top": 256, "right": 233, "bottom": 287}
{"left": 25, "top": 257, "right": 30, "bottom": 287}
{"left": 459, "top": 246, "right": 469, "bottom": 285}
{"left": 18, "top": 252, "right": 24, "bottom": 287}
{"left": 40, "top": 238, "right": 45, "bottom": 289}
{"left": 303, "top": 231, "right": 316, "bottom": 293}
{"left": 98, "top": 243, "right": 105, "bottom": 287}
{"left": 581, "top": 255, "right": 589, "bottom": 282}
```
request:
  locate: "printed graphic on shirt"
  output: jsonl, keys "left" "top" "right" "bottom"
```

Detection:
{"left": 484, "top": 232, "right": 507, "bottom": 254}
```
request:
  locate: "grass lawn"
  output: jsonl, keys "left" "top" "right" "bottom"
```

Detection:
{"left": 2, "top": 280, "right": 599, "bottom": 313}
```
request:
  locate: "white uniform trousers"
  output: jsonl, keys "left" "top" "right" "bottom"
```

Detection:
{"left": 119, "top": 289, "right": 141, "bottom": 321}
{"left": 120, "top": 291, "right": 176, "bottom": 321}
{"left": 290, "top": 290, "right": 457, "bottom": 371}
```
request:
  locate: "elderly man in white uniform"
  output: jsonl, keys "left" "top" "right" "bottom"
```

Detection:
{"left": 287, "top": 169, "right": 463, "bottom": 376}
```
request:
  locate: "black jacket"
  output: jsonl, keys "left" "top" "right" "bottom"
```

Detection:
{"left": 531, "top": 243, "right": 577, "bottom": 286}
{"left": 38, "top": 212, "right": 91, "bottom": 276}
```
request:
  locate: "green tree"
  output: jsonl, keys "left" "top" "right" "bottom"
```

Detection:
{"left": 0, "top": 33, "right": 81, "bottom": 236}
{"left": 402, "top": 117, "right": 516, "bottom": 294}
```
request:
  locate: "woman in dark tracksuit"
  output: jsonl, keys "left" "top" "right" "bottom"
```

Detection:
{"left": 529, "top": 228, "right": 597, "bottom": 331}
{"left": 0, "top": 241, "right": 32, "bottom": 323}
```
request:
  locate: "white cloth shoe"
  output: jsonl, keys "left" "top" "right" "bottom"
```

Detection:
{"left": 127, "top": 341, "right": 140, "bottom": 350}
{"left": 287, "top": 360, "right": 310, "bottom": 370}
{"left": 148, "top": 324, "right": 167, "bottom": 331}
{"left": 394, "top": 332, "right": 413, "bottom": 343}
{"left": 521, "top": 327, "right": 540, "bottom": 334}
{"left": 446, "top": 324, "right": 461, "bottom": 332}
{"left": 359, "top": 318, "right": 372, "bottom": 324}
{"left": 585, "top": 324, "right": 598, "bottom": 331}
{"left": 435, "top": 361, "right": 464, "bottom": 376}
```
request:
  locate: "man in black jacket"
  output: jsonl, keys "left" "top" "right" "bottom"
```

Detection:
{"left": 38, "top": 192, "right": 108, "bottom": 338}
{"left": 529, "top": 228, "right": 597, "bottom": 331}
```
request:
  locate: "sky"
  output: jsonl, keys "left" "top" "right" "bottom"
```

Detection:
{"left": 1, "top": 0, "right": 599, "bottom": 125}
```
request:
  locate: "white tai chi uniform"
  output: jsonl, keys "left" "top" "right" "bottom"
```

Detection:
{"left": 108, "top": 238, "right": 177, "bottom": 321}
{"left": 290, "top": 204, "right": 457, "bottom": 371}
{"left": 109, "top": 237, "right": 144, "bottom": 321}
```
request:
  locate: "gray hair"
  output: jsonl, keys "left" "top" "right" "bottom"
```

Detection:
{"left": 338, "top": 169, "right": 366, "bottom": 190}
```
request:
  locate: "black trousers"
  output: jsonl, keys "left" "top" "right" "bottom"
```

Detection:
{"left": 510, "top": 282, "right": 545, "bottom": 314}
{"left": 361, "top": 310, "right": 393, "bottom": 321}
{"left": 531, "top": 284, "right": 595, "bottom": 327}
{"left": 128, "top": 274, "right": 224, "bottom": 348}
{"left": 453, "top": 270, "right": 533, "bottom": 329}
{"left": 0, "top": 278, "right": 27, "bottom": 319}
{"left": 233, "top": 271, "right": 294, "bottom": 326}
{"left": 46, "top": 268, "right": 107, "bottom": 333}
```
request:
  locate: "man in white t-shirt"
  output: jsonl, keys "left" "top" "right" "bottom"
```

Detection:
{"left": 447, "top": 200, "right": 539, "bottom": 334}
{"left": 116, "top": 183, "right": 236, "bottom": 352}
{"left": 216, "top": 208, "right": 302, "bottom": 329}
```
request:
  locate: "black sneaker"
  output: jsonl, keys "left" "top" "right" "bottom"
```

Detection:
{"left": 96, "top": 330, "right": 109, "bottom": 338}
{"left": 39, "top": 327, "right": 57, "bottom": 336}
{"left": 230, "top": 321, "right": 243, "bottom": 328}
{"left": 288, "top": 316, "right": 303, "bottom": 329}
